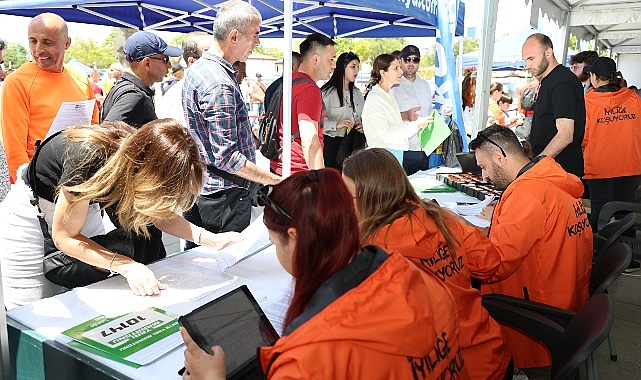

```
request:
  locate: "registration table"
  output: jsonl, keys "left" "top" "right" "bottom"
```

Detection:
{"left": 7, "top": 243, "right": 292, "bottom": 380}
{"left": 7, "top": 168, "right": 492, "bottom": 380}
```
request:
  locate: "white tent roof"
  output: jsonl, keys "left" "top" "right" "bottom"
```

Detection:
{"left": 532, "top": 0, "right": 641, "bottom": 55}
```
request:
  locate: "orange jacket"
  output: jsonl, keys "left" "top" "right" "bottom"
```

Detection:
{"left": 583, "top": 87, "right": 641, "bottom": 179}
{"left": 1, "top": 62, "right": 99, "bottom": 181}
{"left": 369, "top": 210, "right": 511, "bottom": 380}
{"left": 259, "top": 248, "right": 468, "bottom": 380}
{"left": 484, "top": 157, "right": 593, "bottom": 368}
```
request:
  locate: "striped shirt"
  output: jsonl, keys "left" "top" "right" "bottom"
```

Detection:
{"left": 182, "top": 51, "right": 255, "bottom": 194}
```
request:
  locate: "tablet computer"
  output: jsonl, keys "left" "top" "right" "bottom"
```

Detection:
{"left": 179, "top": 285, "right": 280, "bottom": 379}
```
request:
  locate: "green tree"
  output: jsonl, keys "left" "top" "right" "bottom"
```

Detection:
{"left": 453, "top": 37, "right": 480, "bottom": 58}
{"left": 253, "top": 45, "right": 283, "bottom": 59}
{"left": 65, "top": 36, "right": 116, "bottom": 68}
{"left": 351, "top": 38, "right": 407, "bottom": 63}
{"left": 2, "top": 42, "right": 29, "bottom": 69}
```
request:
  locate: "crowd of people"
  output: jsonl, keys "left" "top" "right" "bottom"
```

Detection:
{"left": 0, "top": 0, "right": 638, "bottom": 379}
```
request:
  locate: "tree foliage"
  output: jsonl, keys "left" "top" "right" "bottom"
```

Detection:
{"left": 453, "top": 37, "right": 480, "bottom": 58}
{"left": 2, "top": 43, "right": 29, "bottom": 69}
{"left": 65, "top": 35, "right": 116, "bottom": 68}
{"left": 253, "top": 45, "right": 284, "bottom": 59}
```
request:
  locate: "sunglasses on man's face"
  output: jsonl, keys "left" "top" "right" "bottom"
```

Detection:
{"left": 147, "top": 56, "right": 171, "bottom": 64}
{"left": 403, "top": 56, "right": 420, "bottom": 63}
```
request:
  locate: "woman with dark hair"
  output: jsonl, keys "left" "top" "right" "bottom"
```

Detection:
{"left": 180, "top": 169, "right": 466, "bottom": 379}
{"left": 0, "top": 119, "right": 239, "bottom": 309}
{"left": 320, "top": 52, "right": 365, "bottom": 169}
{"left": 343, "top": 148, "right": 514, "bottom": 380}
{"left": 362, "top": 54, "right": 428, "bottom": 175}
{"left": 583, "top": 57, "right": 641, "bottom": 271}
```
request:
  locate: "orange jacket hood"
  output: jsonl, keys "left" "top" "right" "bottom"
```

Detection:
{"left": 260, "top": 247, "right": 465, "bottom": 379}
{"left": 584, "top": 86, "right": 638, "bottom": 110}
{"left": 515, "top": 156, "right": 584, "bottom": 198}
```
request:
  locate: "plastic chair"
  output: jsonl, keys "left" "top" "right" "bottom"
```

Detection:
{"left": 482, "top": 293, "right": 614, "bottom": 380}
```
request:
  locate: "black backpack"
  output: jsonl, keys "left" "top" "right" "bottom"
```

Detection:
{"left": 257, "top": 77, "right": 314, "bottom": 160}
{"left": 520, "top": 86, "right": 537, "bottom": 111}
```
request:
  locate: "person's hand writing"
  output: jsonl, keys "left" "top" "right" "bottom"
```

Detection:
{"left": 119, "top": 262, "right": 166, "bottom": 296}
{"left": 201, "top": 231, "right": 242, "bottom": 250}
{"left": 478, "top": 201, "right": 497, "bottom": 221}
{"left": 181, "top": 327, "right": 227, "bottom": 380}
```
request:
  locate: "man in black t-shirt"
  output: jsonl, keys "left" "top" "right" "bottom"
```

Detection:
{"left": 522, "top": 33, "right": 585, "bottom": 177}
{"left": 101, "top": 31, "right": 182, "bottom": 128}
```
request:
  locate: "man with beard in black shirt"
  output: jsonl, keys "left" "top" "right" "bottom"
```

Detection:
{"left": 522, "top": 33, "right": 585, "bottom": 178}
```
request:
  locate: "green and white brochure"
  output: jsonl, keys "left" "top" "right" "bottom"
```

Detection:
{"left": 62, "top": 307, "right": 182, "bottom": 367}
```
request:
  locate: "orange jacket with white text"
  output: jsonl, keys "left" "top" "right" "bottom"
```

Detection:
{"left": 484, "top": 156, "right": 593, "bottom": 368}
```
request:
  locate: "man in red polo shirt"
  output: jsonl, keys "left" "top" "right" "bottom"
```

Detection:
{"left": 270, "top": 33, "right": 336, "bottom": 174}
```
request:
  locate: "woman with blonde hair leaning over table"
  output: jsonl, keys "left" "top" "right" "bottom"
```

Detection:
{"left": 342, "top": 147, "right": 514, "bottom": 380}
{"left": 0, "top": 119, "right": 240, "bottom": 309}
{"left": 181, "top": 168, "right": 467, "bottom": 379}
{"left": 362, "top": 53, "right": 429, "bottom": 175}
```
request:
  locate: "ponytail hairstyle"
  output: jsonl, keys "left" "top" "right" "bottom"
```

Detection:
{"left": 369, "top": 53, "right": 397, "bottom": 87}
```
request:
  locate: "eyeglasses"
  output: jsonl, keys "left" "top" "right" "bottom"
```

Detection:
{"left": 147, "top": 56, "right": 170, "bottom": 64}
{"left": 570, "top": 64, "right": 584, "bottom": 72}
{"left": 403, "top": 56, "right": 420, "bottom": 63}
{"left": 478, "top": 132, "right": 507, "bottom": 157}
{"left": 256, "top": 185, "right": 294, "bottom": 222}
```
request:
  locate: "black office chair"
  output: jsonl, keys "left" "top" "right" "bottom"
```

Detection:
{"left": 483, "top": 243, "right": 631, "bottom": 378}
{"left": 482, "top": 293, "right": 614, "bottom": 380}
{"left": 593, "top": 212, "right": 638, "bottom": 258}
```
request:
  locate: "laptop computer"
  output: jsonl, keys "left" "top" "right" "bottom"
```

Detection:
{"left": 179, "top": 285, "right": 280, "bottom": 379}
{"left": 455, "top": 152, "right": 482, "bottom": 175}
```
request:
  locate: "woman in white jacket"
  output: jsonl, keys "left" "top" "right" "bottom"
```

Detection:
{"left": 362, "top": 54, "right": 427, "bottom": 175}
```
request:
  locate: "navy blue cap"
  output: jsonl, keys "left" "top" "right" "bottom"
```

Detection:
{"left": 400, "top": 44, "right": 420, "bottom": 59}
{"left": 124, "top": 31, "right": 183, "bottom": 62}
{"left": 584, "top": 57, "right": 617, "bottom": 77}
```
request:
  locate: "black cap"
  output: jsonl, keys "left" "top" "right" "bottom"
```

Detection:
{"left": 400, "top": 45, "right": 420, "bottom": 59}
{"left": 584, "top": 57, "right": 616, "bottom": 77}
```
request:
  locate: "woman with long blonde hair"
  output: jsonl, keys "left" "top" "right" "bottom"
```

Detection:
{"left": 0, "top": 119, "right": 239, "bottom": 309}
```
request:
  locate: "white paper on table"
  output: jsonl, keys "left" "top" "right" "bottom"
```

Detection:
{"left": 454, "top": 195, "right": 495, "bottom": 216}
{"left": 46, "top": 99, "right": 95, "bottom": 138}
{"left": 206, "top": 215, "right": 273, "bottom": 271}
{"left": 74, "top": 259, "right": 236, "bottom": 316}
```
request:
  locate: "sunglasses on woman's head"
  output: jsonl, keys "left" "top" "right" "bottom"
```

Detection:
{"left": 256, "top": 185, "right": 294, "bottom": 222}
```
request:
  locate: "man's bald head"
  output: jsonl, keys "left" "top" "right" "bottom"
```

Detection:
{"left": 28, "top": 12, "right": 71, "bottom": 73}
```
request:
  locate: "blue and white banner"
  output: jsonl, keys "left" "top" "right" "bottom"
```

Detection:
{"left": 434, "top": 0, "right": 468, "bottom": 152}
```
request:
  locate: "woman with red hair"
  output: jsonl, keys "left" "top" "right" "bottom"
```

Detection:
{"left": 180, "top": 169, "right": 466, "bottom": 379}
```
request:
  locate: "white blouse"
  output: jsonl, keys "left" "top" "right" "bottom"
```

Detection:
{"left": 362, "top": 84, "right": 417, "bottom": 151}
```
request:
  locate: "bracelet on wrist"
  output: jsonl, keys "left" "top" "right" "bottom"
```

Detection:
{"left": 108, "top": 253, "right": 118, "bottom": 276}
{"left": 194, "top": 227, "right": 205, "bottom": 245}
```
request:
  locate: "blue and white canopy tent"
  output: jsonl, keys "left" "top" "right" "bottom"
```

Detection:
{"left": 0, "top": 0, "right": 464, "bottom": 38}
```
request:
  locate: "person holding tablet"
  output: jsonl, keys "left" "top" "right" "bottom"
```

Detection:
{"left": 180, "top": 169, "right": 466, "bottom": 379}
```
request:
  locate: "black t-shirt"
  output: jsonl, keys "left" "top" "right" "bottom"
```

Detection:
{"left": 28, "top": 133, "right": 105, "bottom": 203}
{"left": 530, "top": 64, "right": 586, "bottom": 177}
{"left": 101, "top": 72, "right": 157, "bottom": 128}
